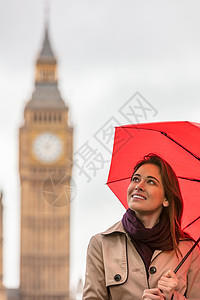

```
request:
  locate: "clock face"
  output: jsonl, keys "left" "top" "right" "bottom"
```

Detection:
{"left": 32, "top": 132, "right": 63, "bottom": 163}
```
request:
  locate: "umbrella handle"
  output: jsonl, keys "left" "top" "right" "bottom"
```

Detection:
{"left": 174, "top": 237, "right": 200, "bottom": 274}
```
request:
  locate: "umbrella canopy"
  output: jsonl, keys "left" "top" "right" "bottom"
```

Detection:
{"left": 107, "top": 121, "right": 200, "bottom": 240}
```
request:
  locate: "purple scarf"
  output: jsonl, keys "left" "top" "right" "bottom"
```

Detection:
{"left": 122, "top": 208, "right": 173, "bottom": 274}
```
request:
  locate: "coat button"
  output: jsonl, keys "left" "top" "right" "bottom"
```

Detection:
{"left": 114, "top": 274, "right": 121, "bottom": 282}
{"left": 149, "top": 266, "right": 157, "bottom": 274}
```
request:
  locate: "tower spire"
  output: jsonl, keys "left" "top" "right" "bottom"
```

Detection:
{"left": 35, "top": 1, "right": 57, "bottom": 84}
{"left": 44, "top": 0, "right": 50, "bottom": 30}
{"left": 37, "top": 0, "right": 55, "bottom": 65}
{"left": 26, "top": 1, "right": 66, "bottom": 110}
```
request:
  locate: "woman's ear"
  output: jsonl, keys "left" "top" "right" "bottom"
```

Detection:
{"left": 163, "top": 198, "right": 169, "bottom": 207}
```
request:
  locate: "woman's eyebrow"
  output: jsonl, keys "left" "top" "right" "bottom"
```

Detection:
{"left": 133, "top": 173, "right": 160, "bottom": 183}
{"left": 147, "top": 176, "right": 160, "bottom": 183}
{"left": 132, "top": 173, "right": 141, "bottom": 178}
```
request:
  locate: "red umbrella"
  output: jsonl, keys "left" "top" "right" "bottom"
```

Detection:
{"left": 107, "top": 121, "right": 200, "bottom": 241}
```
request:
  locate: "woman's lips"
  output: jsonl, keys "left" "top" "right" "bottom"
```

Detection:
{"left": 131, "top": 194, "right": 147, "bottom": 200}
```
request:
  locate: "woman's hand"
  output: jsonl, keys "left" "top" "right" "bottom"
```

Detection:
{"left": 158, "top": 270, "right": 178, "bottom": 300}
{"left": 142, "top": 288, "right": 165, "bottom": 299}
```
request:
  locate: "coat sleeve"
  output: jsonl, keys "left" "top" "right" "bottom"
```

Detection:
{"left": 173, "top": 246, "right": 200, "bottom": 300}
{"left": 82, "top": 235, "right": 109, "bottom": 300}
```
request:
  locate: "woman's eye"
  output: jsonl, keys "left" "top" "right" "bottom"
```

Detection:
{"left": 148, "top": 179, "right": 155, "bottom": 185}
{"left": 132, "top": 176, "right": 139, "bottom": 182}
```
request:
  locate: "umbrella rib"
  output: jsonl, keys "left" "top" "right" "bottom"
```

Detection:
{"left": 178, "top": 176, "right": 200, "bottom": 182}
{"left": 107, "top": 176, "right": 200, "bottom": 185}
{"left": 160, "top": 132, "right": 200, "bottom": 161}
{"left": 183, "top": 216, "right": 200, "bottom": 230}
{"left": 106, "top": 177, "right": 131, "bottom": 185}
{"left": 119, "top": 127, "right": 200, "bottom": 161}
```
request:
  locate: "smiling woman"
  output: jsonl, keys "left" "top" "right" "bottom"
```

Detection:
{"left": 127, "top": 163, "right": 169, "bottom": 228}
{"left": 83, "top": 154, "right": 200, "bottom": 300}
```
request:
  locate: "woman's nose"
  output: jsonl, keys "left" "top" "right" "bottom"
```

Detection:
{"left": 135, "top": 181, "right": 145, "bottom": 191}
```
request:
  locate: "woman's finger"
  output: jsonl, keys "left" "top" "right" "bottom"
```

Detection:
{"left": 164, "top": 270, "right": 178, "bottom": 279}
{"left": 157, "top": 270, "right": 178, "bottom": 300}
{"left": 142, "top": 288, "right": 165, "bottom": 299}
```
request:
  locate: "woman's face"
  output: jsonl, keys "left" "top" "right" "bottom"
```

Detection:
{"left": 127, "top": 163, "right": 169, "bottom": 220}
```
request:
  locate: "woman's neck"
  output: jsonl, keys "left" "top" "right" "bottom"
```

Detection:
{"left": 134, "top": 210, "right": 161, "bottom": 228}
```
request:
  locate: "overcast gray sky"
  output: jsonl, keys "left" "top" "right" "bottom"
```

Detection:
{"left": 1, "top": 0, "right": 200, "bottom": 294}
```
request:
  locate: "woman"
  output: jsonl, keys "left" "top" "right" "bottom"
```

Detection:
{"left": 82, "top": 154, "right": 200, "bottom": 300}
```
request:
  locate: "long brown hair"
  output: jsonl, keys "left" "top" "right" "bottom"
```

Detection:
{"left": 133, "top": 153, "right": 188, "bottom": 256}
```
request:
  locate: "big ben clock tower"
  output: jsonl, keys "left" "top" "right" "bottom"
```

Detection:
{"left": 19, "top": 27, "right": 73, "bottom": 300}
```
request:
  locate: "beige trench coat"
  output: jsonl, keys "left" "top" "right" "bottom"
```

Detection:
{"left": 83, "top": 221, "right": 200, "bottom": 300}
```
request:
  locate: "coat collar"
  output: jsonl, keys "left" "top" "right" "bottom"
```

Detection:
{"left": 101, "top": 221, "right": 125, "bottom": 235}
{"left": 101, "top": 221, "right": 163, "bottom": 259}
